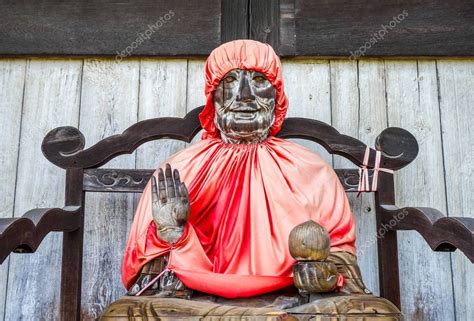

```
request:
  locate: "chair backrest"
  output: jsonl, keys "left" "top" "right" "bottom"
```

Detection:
{"left": 42, "top": 106, "right": 419, "bottom": 194}
{"left": 40, "top": 105, "right": 419, "bottom": 319}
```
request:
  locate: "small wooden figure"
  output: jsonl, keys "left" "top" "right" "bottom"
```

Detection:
{"left": 289, "top": 220, "right": 339, "bottom": 295}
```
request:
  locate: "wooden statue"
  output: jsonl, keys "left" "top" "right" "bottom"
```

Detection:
{"left": 101, "top": 40, "right": 401, "bottom": 320}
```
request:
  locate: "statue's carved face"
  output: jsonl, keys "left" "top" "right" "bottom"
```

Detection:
{"left": 213, "top": 69, "right": 276, "bottom": 144}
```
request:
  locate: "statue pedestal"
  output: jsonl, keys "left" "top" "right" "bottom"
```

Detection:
{"left": 100, "top": 294, "right": 401, "bottom": 320}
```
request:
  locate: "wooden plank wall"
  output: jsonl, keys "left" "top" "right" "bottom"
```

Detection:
{"left": 0, "top": 58, "right": 472, "bottom": 321}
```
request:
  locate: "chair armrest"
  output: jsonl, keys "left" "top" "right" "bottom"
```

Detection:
{"left": 379, "top": 205, "right": 473, "bottom": 262}
{"left": 0, "top": 206, "right": 81, "bottom": 263}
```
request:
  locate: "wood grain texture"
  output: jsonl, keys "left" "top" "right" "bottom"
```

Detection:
{"left": 250, "top": 0, "right": 280, "bottom": 51}
{"left": 282, "top": 59, "right": 332, "bottom": 163}
{"left": 4, "top": 59, "right": 82, "bottom": 321}
{"left": 328, "top": 60, "right": 371, "bottom": 297}
{"left": 286, "top": 0, "right": 474, "bottom": 57}
{"left": 1, "top": 0, "right": 473, "bottom": 57}
{"left": 385, "top": 60, "right": 455, "bottom": 320}
{"left": 0, "top": 59, "right": 26, "bottom": 320}
{"left": 374, "top": 172, "right": 401, "bottom": 309}
{"left": 279, "top": 0, "right": 296, "bottom": 55}
{"left": 289, "top": 220, "right": 331, "bottom": 261}
{"left": 0, "top": 0, "right": 221, "bottom": 56}
{"left": 221, "top": 0, "right": 249, "bottom": 42}
{"left": 356, "top": 60, "right": 390, "bottom": 296}
{"left": 100, "top": 296, "right": 293, "bottom": 319}
{"left": 78, "top": 59, "right": 139, "bottom": 320}
{"left": 437, "top": 60, "right": 474, "bottom": 321}
{"left": 327, "top": 60, "right": 398, "bottom": 301}
{"left": 100, "top": 294, "right": 401, "bottom": 319}
{"left": 329, "top": 60, "right": 359, "bottom": 169}
{"left": 137, "top": 59, "right": 188, "bottom": 167}
{"left": 186, "top": 60, "right": 206, "bottom": 144}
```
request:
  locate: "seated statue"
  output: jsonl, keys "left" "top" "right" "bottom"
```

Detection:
{"left": 101, "top": 40, "right": 401, "bottom": 320}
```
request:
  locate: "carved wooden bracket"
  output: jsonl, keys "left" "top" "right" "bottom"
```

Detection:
{"left": 42, "top": 107, "right": 203, "bottom": 169}
{"left": 278, "top": 119, "right": 419, "bottom": 170}
{"left": 41, "top": 106, "right": 419, "bottom": 170}
{"left": 0, "top": 206, "right": 81, "bottom": 264}
{"left": 380, "top": 205, "right": 474, "bottom": 262}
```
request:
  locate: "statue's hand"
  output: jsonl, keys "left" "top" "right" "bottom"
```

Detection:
{"left": 292, "top": 261, "right": 339, "bottom": 294}
{"left": 151, "top": 164, "right": 190, "bottom": 244}
{"left": 289, "top": 221, "right": 339, "bottom": 294}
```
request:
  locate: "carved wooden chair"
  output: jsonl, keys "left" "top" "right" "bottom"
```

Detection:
{"left": 1, "top": 106, "right": 472, "bottom": 320}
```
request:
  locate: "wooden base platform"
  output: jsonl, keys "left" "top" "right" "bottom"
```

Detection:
{"left": 100, "top": 294, "right": 402, "bottom": 320}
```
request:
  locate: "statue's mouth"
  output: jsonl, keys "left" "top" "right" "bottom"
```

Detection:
{"left": 229, "top": 106, "right": 260, "bottom": 120}
{"left": 230, "top": 106, "right": 259, "bottom": 113}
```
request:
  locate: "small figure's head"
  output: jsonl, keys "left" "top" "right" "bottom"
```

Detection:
{"left": 213, "top": 69, "right": 276, "bottom": 144}
{"left": 200, "top": 39, "right": 288, "bottom": 143}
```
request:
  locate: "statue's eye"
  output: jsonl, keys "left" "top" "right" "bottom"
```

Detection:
{"left": 224, "top": 76, "right": 237, "bottom": 83}
{"left": 253, "top": 75, "right": 267, "bottom": 83}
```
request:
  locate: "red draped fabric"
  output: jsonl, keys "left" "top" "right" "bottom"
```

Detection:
{"left": 121, "top": 40, "right": 356, "bottom": 298}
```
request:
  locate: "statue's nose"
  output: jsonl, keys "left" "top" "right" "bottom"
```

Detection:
{"left": 236, "top": 76, "right": 255, "bottom": 103}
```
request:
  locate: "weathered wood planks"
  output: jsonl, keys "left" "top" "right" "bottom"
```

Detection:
{"left": 3, "top": 59, "right": 83, "bottom": 321}
{"left": 78, "top": 59, "right": 140, "bottom": 320}
{"left": 356, "top": 60, "right": 390, "bottom": 296}
{"left": 0, "top": 59, "right": 26, "bottom": 321}
{"left": 0, "top": 58, "right": 471, "bottom": 321}
{"left": 385, "top": 60, "right": 456, "bottom": 320}
{"left": 327, "top": 60, "right": 382, "bottom": 295}
{"left": 186, "top": 60, "right": 206, "bottom": 144}
{"left": 137, "top": 59, "right": 188, "bottom": 166}
{"left": 437, "top": 60, "right": 474, "bottom": 321}
{"left": 282, "top": 59, "right": 332, "bottom": 163}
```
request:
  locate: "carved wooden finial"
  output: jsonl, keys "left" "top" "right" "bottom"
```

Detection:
{"left": 289, "top": 220, "right": 330, "bottom": 261}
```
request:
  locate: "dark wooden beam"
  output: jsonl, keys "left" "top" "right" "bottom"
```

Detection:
{"left": 283, "top": 0, "right": 474, "bottom": 57}
{"left": 279, "top": 0, "right": 296, "bottom": 55}
{"left": 0, "top": 0, "right": 472, "bottom": 57}
{"left": 0, "top": 0, "right": 221, "bottom": 57}
{"left": 249, "top": 0, "right": 280, "bottom": 52}
{"left": 221, "top": 0, "right": 249, "bottom": 42}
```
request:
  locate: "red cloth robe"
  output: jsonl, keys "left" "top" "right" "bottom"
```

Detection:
{"left": 121, "top": 40, "right": 356, "bottom": 298}
{"left": 122, "top": 137, "right": 356, "bottom": 297}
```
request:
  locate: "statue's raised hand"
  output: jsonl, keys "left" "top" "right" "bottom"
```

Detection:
{"left": 151, "top": 164, "right": 190, "bottom": 244}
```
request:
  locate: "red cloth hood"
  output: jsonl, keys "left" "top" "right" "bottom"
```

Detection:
{"left": 199, "top": 39, "right": 288, "bottom": 139}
